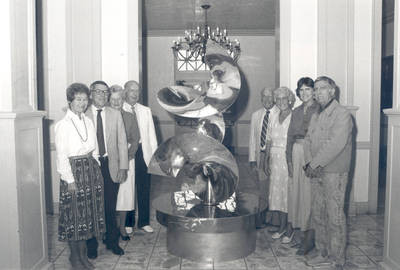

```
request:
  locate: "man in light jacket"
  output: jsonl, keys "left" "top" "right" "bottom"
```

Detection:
{"left": 123, "top": 80, "right": 158, "bottom": 234}
{"left": 303, "top": 76, "right": 353, "bottom": 269}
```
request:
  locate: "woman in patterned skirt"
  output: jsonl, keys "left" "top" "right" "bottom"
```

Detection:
{"left": 55, "top": 83, "right": 105, "bottom": 269}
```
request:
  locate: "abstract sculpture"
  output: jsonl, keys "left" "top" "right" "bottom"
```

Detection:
{"left": 150, "top": 41, "right": 261, "bottom": 262}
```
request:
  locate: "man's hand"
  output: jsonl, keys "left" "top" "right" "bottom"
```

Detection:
{"left": 304, "top": 163, "right": 323, "bottom": 178}
{"left": 249, "top": 161, "right": 257, "bottom": 170}
{"left": 67, "top": 182, "right": 77, "bottom": 192}
{"left": 287, "top": 162, "right": 293, "bottom": 178}
{"left": 116, "top": 169, "right": 128, "bottom": 183}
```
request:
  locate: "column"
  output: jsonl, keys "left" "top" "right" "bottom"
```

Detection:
{"left": 0, "top": 0, "right": 49, "bottom": 269}
{"left": 382, "top": 0, "right": 400, "bottom": 269}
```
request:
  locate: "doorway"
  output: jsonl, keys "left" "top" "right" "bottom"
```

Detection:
{"left": 378, "top": 0, "right": 394, "bottom": 214}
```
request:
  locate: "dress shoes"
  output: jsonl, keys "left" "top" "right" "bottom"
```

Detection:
{"left": 140, "top": 225, "right": 154, "bottom": 233}
{"left": 271, "top": 230, "right": 286, "bottom": 240}
{"left": 256, "top": 223, "right": 268, "bottom": 229}
{"left": 106, "top": 244, "right": 125, "bottom": 256}
{"left": 267, "top": 227, "right": 279, "bottom": 233}
{"left": 120, "top": 234, "right": 130, "bottom": 241}
{"left": 281, "top": 231, "right": 295, "bottom": 244}
{"left": 87, "top": 249, "right": 98, "bottom": 259}
{"left": 305, "top": 254, "right": 332, "bottom": 267}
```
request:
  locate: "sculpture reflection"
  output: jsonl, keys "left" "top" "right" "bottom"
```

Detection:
{"left": 157, "top": 41, "right": 241, "bottom": 118}
{"left": 148, "top": 133, "right": 238, "bottom": 204}
{"left": 196, "top": 113, "right": 225, "bottom": 142}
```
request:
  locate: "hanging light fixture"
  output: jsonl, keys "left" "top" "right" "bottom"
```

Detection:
{"left": 172, "top": 4, "right": 241, "bottom": 63}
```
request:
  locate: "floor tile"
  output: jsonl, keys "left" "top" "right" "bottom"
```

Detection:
{"left": 181, "top": 259, "right": 214, "bottom": 269}
{"left": 245, "top": 256, "right": 280, "bottom": 269}
{"left": 276, "top": 256, "right": 312, "bottom": 270}
{"left": 214, "top": 259, "right": 247, "bottom": 269}
{"left": 346, "top": 245, "right": 364, "bottom": 256}
{"left": 344, "top": 255, "right": 377, "bottom": 269}
{"left": 47, "top": 154, "right": 385, "bottom": 270}
{"left": 357, "top": 244, "right": 383, "bottom": 256}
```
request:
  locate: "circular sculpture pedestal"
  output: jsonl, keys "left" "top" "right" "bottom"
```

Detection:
{"left": 153, "top": 192, "right": 260, "bottom": 262}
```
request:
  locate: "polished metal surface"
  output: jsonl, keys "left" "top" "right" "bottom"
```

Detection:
{"left": 157, "top": 41, "right": 241, "bottom": 118}
{"left": 151, "top": 40, "right": 252, "bottom": 262}
{"left": 196, "top": 113, "right": 225, "bottom": 142}
{"left": 153, "top": 192, "right": 260, "bottom": 262}
{"left": 148, "top": 133, "right": 238, "bottom": 203}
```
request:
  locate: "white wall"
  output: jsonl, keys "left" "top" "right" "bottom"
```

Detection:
{"left": 43, "top": 0, "right": 140, "bottom": 209}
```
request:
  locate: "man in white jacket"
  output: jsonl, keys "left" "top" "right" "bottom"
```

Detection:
{"left": 123, "top": 80, "right": 158, "bottom": 233}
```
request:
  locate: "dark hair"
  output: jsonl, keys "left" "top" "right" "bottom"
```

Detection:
{"left": 90, "top": 80, "right": 109, "bottom": 91}
{"left": 296, "top": 77, "right": 314, "bottom": 97}
{"left": 66, "top": 83, "right": 90, "bottom": 103}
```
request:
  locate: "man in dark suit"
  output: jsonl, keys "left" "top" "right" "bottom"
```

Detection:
{"left": 85, "top": 81, "right": 128, "bottom": 258}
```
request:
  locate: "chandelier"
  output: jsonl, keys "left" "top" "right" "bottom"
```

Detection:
{"left": 172, "top": 4, "right": 241, "bottom": 63}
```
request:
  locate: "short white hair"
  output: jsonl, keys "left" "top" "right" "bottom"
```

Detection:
{"left": 273, "top": 86, "right": 296, "bottom": 104}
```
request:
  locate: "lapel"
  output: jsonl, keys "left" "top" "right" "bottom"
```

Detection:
{"left": 257, "top": 109, "right": 264, "bottom": 137}
{"left": 104, "top": 106, "right": 112, "bottom": 142}
{"left": 134, "top": 103, "right": 145, "bottom": 138}
{"left": 85, "top": 106, "right": 94, "bottom": 122}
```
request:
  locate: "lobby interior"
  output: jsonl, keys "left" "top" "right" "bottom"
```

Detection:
{"left": 1, "top": 0, "right": 399, "bottom": 269}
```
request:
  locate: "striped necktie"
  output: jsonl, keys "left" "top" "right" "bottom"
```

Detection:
{"left": 260, "top": 110, "right": 270, "bottom": 149}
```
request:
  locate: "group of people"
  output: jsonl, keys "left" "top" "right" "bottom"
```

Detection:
{"left": 55, "top": 74, "right": 353, "bottom": 269}
{"left": 249, "top": 76, "right": 353, "bottom": 269}
{"left": 55, "top": 80, "right": 157, "bottom": 269}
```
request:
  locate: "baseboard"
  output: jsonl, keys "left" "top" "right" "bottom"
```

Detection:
{"left": 35, "top": 261, "right": 54, "bottom": 270}
{"left": 52, "top": 202, "right": 59, "bottom": 215}
{"left": 347, "top": 201, "right": 369, "bottom": 216}
{"left": 379, "top": 258, "right": 400, "bottom": 270}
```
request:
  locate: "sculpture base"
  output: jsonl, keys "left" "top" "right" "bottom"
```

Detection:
{"left": 153, "top": 192, "right": 260, "bottom": 262}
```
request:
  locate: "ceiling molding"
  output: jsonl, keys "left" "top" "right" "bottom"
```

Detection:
{"left": 144, "top": 29, "right": 275, "bottom": 37}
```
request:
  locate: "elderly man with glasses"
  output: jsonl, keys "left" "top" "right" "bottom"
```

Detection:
{"left": 85, "top": 80, "right": 128, "bottom": 258}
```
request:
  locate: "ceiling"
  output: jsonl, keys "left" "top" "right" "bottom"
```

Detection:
{"left": 143, "top": 0, "right": 277, "bottom": 35}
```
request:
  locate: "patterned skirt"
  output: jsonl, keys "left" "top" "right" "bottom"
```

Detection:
{"left": 58, "top": 154, "right": 105, "bottom": 241}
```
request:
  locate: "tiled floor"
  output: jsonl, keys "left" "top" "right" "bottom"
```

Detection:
{"left": 48, "top": 155, "right": 384, "bottom": 269}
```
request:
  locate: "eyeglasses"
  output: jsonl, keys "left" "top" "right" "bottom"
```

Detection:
{"left": 92, "top": 90, "right": 109, "bottom": 95}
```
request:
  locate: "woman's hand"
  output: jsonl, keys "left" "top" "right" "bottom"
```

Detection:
{"left": 67, "top": 182, "right": 77, "bottom": 192}
{"left": 287, "top": 162, "right": 293, "bottom": 178}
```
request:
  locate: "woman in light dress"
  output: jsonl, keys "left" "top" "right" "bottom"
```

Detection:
{"left": 109, "top": 85, "right": 140, "bottom": 240}
{"left": 265, "top": 87, "right": 295, "bottom": 240}
{"left": 286, "top": 77, "right": 319, "bottom": 252}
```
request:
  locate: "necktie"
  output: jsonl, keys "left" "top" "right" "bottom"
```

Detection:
{"left": 260, "top": 110, "right": 270, "bottom": 149}
{"left": 97, "top": 109, "right": 106, "bottom": 157}
{"left": 131, "top": 106, "right": 140, "bottom": 141}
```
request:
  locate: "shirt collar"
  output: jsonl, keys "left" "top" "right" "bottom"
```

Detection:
{"left": 304, "top": 100, "right": 320, "bottom": 111}
{"left": 66, "top": 109, "right": 84, "bottom": 120}
{"left": 320, "top": 98, "right": 337, "bottom": 114}
{"left": 124, "top": 102, "right": 137, "bottom": 111}
{"left": 91, "top": 104, "right": 105, "bottom": 114}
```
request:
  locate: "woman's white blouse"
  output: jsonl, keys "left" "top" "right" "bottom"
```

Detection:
{"left": 55, "top": 109, "right": 97, "bottom": 184}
